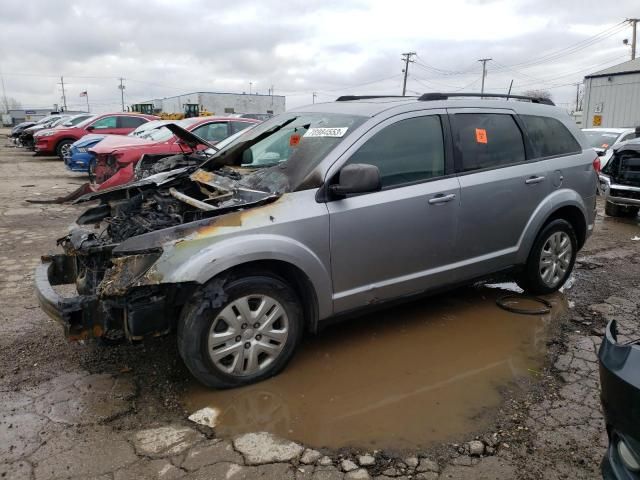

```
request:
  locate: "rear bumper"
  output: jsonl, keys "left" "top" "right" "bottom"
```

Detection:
{"left": 35, "top": 254, "right": 100, "bottom": 339}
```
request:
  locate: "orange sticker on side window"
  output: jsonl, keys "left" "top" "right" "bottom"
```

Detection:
{"left": 289, "top": 133, "right": 301, "bottom": 147}
{"left": 475, "top": 128, "right": 488, "bottom": 144}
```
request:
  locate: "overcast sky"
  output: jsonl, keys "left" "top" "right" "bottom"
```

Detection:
{"left": 0, "top": 0, "right": 638, "bottom": 113}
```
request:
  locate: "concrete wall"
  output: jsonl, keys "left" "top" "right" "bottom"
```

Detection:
{"left": 583, "top": 72, "right": 640, "bottom": 128}
{"left": 149, "top": 92, "right": 285, "bottom": 116}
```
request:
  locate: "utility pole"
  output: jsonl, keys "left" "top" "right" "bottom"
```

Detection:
{"left": 401, "top": 52, "right": 416, "bottom": 96}
{"left": 478, "top": 58, "right": 492, "bottom": 97}
{"left": 59, "top": 76, "right": 67, "bottom": 111}
{"left": 575, "top": 83, "right": 581, "bottom": 112}
{"left": 118, "top": 78, "right": 125, "bottom": 112}
{"left": 249, "top": 82, "right": 253, "bottom": 95}
{"left": 312, "top": 92, "right": 317, "bottom": 104}
{"left": 628, "top": 18, "right": 639, "bottom": 60}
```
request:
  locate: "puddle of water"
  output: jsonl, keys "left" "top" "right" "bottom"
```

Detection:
{"left": 183, "top": 286, "right": 566, "bottom": 451}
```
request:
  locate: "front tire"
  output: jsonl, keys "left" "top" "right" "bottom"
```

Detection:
{"left": 56, "top": 139, "right": 74, "bottom": 160}
{"left": 517, "top": 219, "right": 577, "bottom": 295}
{"left": 178, "top": 274, "right": 303, "bottom": 388}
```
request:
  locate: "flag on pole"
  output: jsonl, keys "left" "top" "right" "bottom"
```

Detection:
{"left": 79, "top": 91, "right": 87, "bottom": 97}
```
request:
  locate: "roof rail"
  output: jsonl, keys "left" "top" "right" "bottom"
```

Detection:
{"left": 417, "top": 92, "right": 555, "bottom": 106}
{"left": 335, "top": 95, "right": 409, "bottom": 101}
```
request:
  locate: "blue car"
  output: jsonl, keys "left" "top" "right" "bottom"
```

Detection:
{"left": 64, "top": 120, "right": 168, "bottom": 178}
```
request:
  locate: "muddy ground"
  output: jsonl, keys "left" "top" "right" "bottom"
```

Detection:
{"left": 1, "top": 129, "right": 639, "bottom": 479}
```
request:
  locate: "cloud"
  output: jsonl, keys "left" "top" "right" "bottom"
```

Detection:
{"left": 0, "top": 0, "right": 638, "bottom": 111}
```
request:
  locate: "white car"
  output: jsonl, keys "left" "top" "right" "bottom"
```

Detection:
{"left": 582, "top": 128, "right": 639, "bottom": 167}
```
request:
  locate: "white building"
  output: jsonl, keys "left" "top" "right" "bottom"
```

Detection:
{"left": 142, "top": 92, "right": 285, "bottom": 116}
{"left": 583, "top": 57, "right": 640, "bottom": 128}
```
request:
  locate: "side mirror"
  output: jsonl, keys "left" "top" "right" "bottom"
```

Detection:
{"left": 86, "top": 125, "right": 95, "bottom": 132}
{"left": 597, "top": 150, "right": 606, "bottom": 156}
{"left": 330, "top": 163, "right": 381, "bottom": 197}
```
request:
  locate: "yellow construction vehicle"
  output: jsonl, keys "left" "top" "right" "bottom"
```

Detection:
{"left": 132, "top": 103, "right": 214, "bottom": 120}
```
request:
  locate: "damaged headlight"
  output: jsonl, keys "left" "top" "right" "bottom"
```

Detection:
{"left": 97, "top": 251, "right": 162, "bottom": 297}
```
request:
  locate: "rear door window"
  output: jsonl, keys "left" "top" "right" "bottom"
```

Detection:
{"left": 451, "top": 113, "right": 525, "bottom": 172}
{"left": 520, "top": 115, "right": 581, "bottom": 158}
{"left": 119, "top": 116, "right": 148, "bottom": 128}
{"left": 344, "top": 115, "right": 445, "bottom": 188}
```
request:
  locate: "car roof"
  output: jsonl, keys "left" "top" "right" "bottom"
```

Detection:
{"left": 291, "top": 96, "right": 570, "bottom": 121}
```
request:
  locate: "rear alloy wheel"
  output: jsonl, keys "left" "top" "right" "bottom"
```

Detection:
{"left": 178, "top": 274, "right": 303, "bottom": 388}
{"left": 56, "top": 140, "right": 74, "bottom": 160}
{"left": 517, "top": 219, "right": 577, "bottom": 295}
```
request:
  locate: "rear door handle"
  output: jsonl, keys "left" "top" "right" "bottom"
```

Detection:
{"left": 428, "top": 193, "right": 456, "bottom": 205}
{"left": 525, "top": 176, "right": 545, "bottom": 185}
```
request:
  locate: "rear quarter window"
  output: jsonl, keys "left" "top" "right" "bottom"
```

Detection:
{"left": 521, "top": 115, "right": 581, "bottom": 158}
{"left": 451, "top": 113, "right": 526, "bottom": 172}
{"left": 119, "top": 116, "right": 148, "bottom": 128}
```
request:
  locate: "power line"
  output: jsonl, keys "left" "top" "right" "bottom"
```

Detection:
{"left": 495, "top": 21, "right": 628, "bottom": 70}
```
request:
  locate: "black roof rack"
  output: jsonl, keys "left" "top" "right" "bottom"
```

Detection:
{"left": 335, "top": 95, "right": 410, "bottom": 101}
{"left": 417, "top": 92, "right": 555, "bottom": 106}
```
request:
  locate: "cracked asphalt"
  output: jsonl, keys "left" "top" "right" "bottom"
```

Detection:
{"left": 1, "top": 130, "right": 639, "bottom": 479}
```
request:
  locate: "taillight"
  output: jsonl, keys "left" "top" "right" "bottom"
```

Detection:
{"left": 593, "top": 155, "right": 601, "bottom": 173}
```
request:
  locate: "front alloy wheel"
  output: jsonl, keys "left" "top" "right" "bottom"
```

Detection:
{"left": 207, "top": 295, "right": 289, "bottom": 376}
{"left": 178, "top": 274, "right": 303, "bottom": 388}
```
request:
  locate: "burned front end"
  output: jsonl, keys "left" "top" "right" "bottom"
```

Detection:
{"left": 35, "top": 166, "right": 279, "bottom": 342}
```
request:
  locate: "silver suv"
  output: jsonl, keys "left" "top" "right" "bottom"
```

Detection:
{"left": 36, "top": 93, "right": 598, "bottom": 388}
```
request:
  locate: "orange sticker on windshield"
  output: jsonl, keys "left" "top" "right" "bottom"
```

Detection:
{"left": 601, "top": 143, "right": 609, "bottom": 148}
{"left": 289, "top": 133, "right": 301, "bottom": 147}
{"left": 476, "top": 128, "right": 488, "bottom": 144}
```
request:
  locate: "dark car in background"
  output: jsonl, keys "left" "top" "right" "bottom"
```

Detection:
{"left": 10, "top": 121, "right": 36, "bottom": 139}
{"left": 599, "top": 320, "right": 640, "bottom": 479}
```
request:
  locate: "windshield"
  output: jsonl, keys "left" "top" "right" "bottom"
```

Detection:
{"left": 129, "top": 120, "right": 169, "bottom": 138}
{"left": 50, "top": 116, "right": 70, "bottom": 127}
{"left": 139, "top": 117, "right": 205, "bottom": 142}
{"left": 582, "top": 130, "right": 623, "bottom": 149}
{"left": 203, "top": 112, "right": 367, "bottom": 192}
{"left": 61, "top": 114, "right": 92, "bottom": 127}
{"left": 75, "top": 115, "right": 99, "bottom": 128}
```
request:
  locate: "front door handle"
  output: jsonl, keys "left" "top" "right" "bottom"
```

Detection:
{"left": 428, "top": 193, "right": 456, "bottom": 205}
{"left": 525, "top": 176, "right": 545, "bottom": 185}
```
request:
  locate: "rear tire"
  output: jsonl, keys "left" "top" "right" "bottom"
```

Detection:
{"left": 517, "top": 219, "right": 577, "bottom": 295}
{"left": 178, "top": 274, "right": 303, "bottom": 389}
{"left": 56, "top": 139, "right": 74, "bottom": 160}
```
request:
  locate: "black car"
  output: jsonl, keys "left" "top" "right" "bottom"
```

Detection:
{"left": 10, "top": 121, "right": 36, "bottom": 139}
{"left": 599, "top": 320, "right": 640, "bottom": 478}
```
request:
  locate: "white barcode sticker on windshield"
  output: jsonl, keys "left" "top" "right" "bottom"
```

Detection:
{"left": 304, "top": 127, "right": 348, "bottom": 138}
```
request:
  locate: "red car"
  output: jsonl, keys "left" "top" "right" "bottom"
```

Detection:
{"left": 34, "top": 113, "right": 159, "bottom": 159}
{"left": 91, "top": 116, "right": 258, "bottom": 190}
